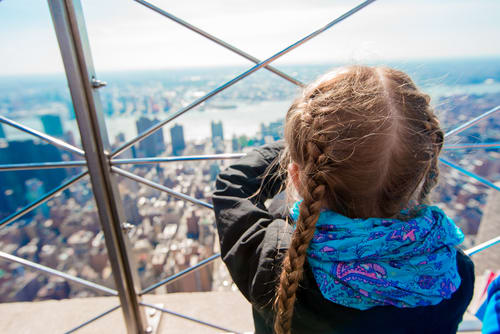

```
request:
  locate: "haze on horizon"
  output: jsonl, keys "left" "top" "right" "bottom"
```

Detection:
{"left": 1, "top": 0, "right": 500, "bottom": 76}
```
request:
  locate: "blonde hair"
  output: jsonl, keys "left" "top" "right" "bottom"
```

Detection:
{"left": 273, "top": 65, "right": 444, "bottom": 334}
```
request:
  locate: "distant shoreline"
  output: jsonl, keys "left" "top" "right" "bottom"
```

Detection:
{"left": 1, "top": 56, "right": 500, "bottom": 81}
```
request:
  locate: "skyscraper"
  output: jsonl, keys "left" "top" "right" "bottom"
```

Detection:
{"left": 0, "top": 122, "right": 5, "bottom": 139}
{"left": 0, "top": 140, "right": 66, "bottom": 219}
{"left": 25, "top": 178, "right": 49, "bottom": 217}
{"left": 260, "top": 119, "right": 284, "bottom": 143}
{"left": 211, "top": 121, "right": 224, "bottom": 141}
{"left": 40, "top": 114, "right": 64, "bottom": 138}
{"left": 135, "top": 116, "right": 166, "bottom": 157}
{"left": 232, "top": 135, "right": 240, "bottom": 152}
{"left": 211, "top": 121, "right": 224, "bottom": 152}
{"left": 170, "top": 124, "right": 185, "bottom": 156}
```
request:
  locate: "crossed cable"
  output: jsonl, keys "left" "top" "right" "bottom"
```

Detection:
{"left": 0, "top": 0, "right": 499, "bottom": 332}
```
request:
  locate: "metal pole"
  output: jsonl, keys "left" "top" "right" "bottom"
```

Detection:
{"left": 133, "top": 0, "right": 304, "bottom": 87}
{"left": 0, "top": 251, "right": 118, "bottom": 296}
{"left": 439, "top": 158, "right": 500, "bottom": 192}
{"left": 47, "top": 1, "right": 148, "bottom": 333}
{"left": 443, "top": 143, "right": 500, "bottom": 150}
{"left": 0, "top": 160, "right": 87, "bottom": 171}
{"left": 444, "top": 105, "right": 500, "bottom": 138}
{"left": 0, "top": 115, "right": 85, "bottom": 156}
{"left": 139, "top": 302, "right": 241, "bottom": 334}
{"left": 112, "top": 166, "right": 213, "bottom": 209}
{"left": 111, "top": 153, "right": 245, "bottom": 166}
{"left": 465, "top": 235, "right": 500, "bottom": 256}
{"left": 111, "top": 0, "right": 376, "bottom": 158}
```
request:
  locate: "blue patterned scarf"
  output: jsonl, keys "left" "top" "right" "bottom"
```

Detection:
{"left": 290, "top": 202, "right": 464, "bottom": 310}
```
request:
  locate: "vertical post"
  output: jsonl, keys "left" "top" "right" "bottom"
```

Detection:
{"left": 47, "top": 1, "right": 148, "bottom": 333}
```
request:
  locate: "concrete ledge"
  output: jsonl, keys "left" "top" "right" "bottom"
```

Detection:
{"left": 0, "top": 291, "right": 482, "bottom": 333}
{"left": 0, "top": 291, "right": 254, "bottom": 334}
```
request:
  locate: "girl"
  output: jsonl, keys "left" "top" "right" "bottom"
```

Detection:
{"left": 212, "top": 65, "right": 474, "bottom": 334}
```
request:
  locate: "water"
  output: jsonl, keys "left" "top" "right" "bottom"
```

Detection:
{"left": 2, "top": 58, "right": 500, "bottom": 144}
{"left": 3, "top": 100, "right": 290, "bottom": 143}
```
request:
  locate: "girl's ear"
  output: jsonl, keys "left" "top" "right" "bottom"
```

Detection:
{"left": 288, "top": 162, "right": 301, "bottom": 192}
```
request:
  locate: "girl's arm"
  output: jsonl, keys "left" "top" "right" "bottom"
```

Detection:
{"left": 212, "top": 141, "right": 292, "bottom": 307}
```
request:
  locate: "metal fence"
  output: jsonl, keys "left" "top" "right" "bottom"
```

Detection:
{"left": 0, "top": 0, "right": 499, "bottom": 333}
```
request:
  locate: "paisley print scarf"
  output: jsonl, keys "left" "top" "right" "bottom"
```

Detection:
{"left": 290, "top": 202, "right": 464, "bottom": 310}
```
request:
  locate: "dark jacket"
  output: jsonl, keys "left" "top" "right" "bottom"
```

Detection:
{"left": 212, "top": 142, "right": 475, "bottom": 334}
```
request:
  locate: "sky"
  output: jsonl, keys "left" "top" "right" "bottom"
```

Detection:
{"left": 1, "top": 0, "right": 500, "bottom": 76}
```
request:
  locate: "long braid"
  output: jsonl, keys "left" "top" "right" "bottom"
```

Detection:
{"left": 274, "top": 139, "right": 327, "bottom": 334}
{"left": 418, "top": 113, "right": 444, "bottom": 204}
{"left": 274, "top": 181, "right": 325, "bottom": 334}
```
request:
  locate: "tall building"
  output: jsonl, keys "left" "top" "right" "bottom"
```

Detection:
{"left": 232, "top": 135, "right": 240, "bottom": 152}
{"left": 135, "top": 116, "right": 166, "bottom": 157}
{"left": 0, "top": 140, "right": 66, "bottom": 219}
{"left": 209, "top": 163, "right": 220, "bottom": 181}
{"left": 40, "top": 114, "right": 64, "bottom": 138}
{"left": 25, "top": 179, "right": 49, "bottom": 217}
{"left": 170, "top": 124, "right": 185, "bottom": 156}
{"left": 211, "top": 121, "right": 224, "bottom": 152}
{"left": 186, "top": 211, "right": 200, "bottom": 240}
{"left": 260, "top": 119, "right": 283, "bottom": 143}
{"left": 0, "top": 122, "right": 5, "bottom": 139}
{"left": 211, "top": 121, "right": 224, "bottom": 141}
